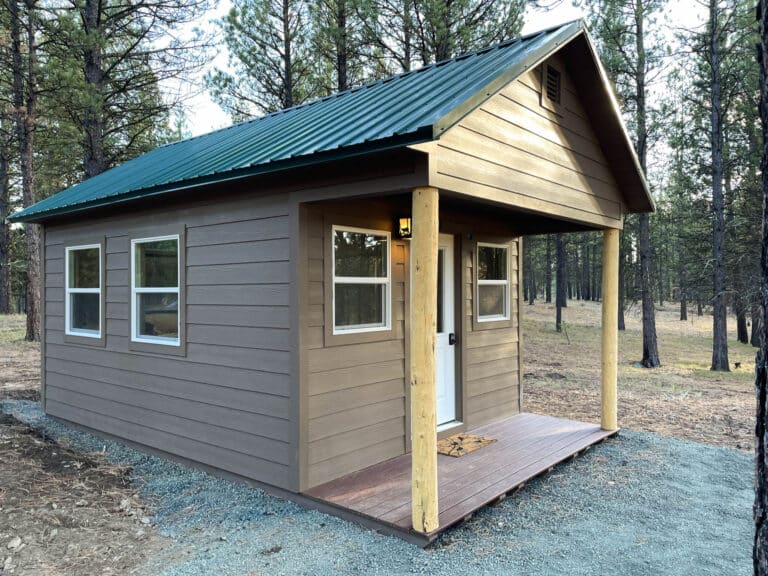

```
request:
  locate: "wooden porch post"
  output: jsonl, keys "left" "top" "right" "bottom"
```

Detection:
{"left": 410, "top": 186, "right": 439, "bottom": 534}
{"left": 601, "top": 228, "right": 619, "bottom": 431}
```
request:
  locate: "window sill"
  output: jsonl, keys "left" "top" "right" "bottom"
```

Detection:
{"left": 128, "top": 338, "right": 187, "bottom": 357}
{"left": 472, "top": 315, "right": 517, "bottom": 332}
{"left": 63, "top": 332, "right": 106, "bottom": 347}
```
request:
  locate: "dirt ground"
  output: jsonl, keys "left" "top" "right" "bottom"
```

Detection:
{"left": 523, "top": 300, "right": 756, "bottom": 452}
{"left": 0, "top": 303, "right": 757, "bottom": 575}
{"left": 0, "top": 316, "right": 172, "bottom": 576}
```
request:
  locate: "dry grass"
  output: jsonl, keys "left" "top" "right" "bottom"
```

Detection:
{"left": 523, "top": 300, "right": 755, "bottom": 452}
{"left": 0, "top": 315, "right": 41, "bottom": 401}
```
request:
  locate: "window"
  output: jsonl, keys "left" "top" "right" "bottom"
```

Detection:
{"left": 65, "top": 245, "right": 102, "bottom": 338}
{"left": 477, "top": 243, "right": 510, "bottom": 322}
{"left": 131, "top": 235, "right": 180, "bottom": 346}
{"left": 332, "top": 226, "right": 390, "bottom": 334}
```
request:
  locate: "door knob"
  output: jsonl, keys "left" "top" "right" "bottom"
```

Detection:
{"left": 448, "top": 333, "right": 456, "bottom": 345}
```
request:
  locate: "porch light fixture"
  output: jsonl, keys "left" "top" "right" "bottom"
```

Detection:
{"left": 397, "top": 217, "right": 412, "bottom": 239}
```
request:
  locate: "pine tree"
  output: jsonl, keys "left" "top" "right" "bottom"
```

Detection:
{"left": 580, "top": 0, "right": 664, "bottom": 367}
{"left": 209, "top": 0, "right": 319, "bottom": 117}
{"left": 8, "top": 0, "right": 41, "bottom": 340}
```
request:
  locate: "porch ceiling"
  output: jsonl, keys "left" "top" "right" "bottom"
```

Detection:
{"left": 303, "top": 413, "right": 616, "bottom": 546}
{"left": 438, "top": 194, "right": 608, "bottom": 235}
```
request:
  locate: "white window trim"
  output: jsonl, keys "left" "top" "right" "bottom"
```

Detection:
{"left": 131, "top": 234, "right": 181, "bottom": 346}
{"left": 477, "top": 242, "right": 510, "bottom": 322}
{"left": 64, "top": 244, "right": 102, "bottom": 338}
{"left": 332, "top": 225, "right": 391, "bottom": 335}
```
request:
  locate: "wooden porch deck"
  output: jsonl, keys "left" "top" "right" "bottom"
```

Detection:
{"left": 304, "top": 413, "right": 616, "bottom": 546}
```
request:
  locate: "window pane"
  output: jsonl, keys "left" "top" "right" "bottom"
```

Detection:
{"left": 68, "top": 248, "right": 99, "bottom": 288}
{"left": 137, "top": 293, "right": 178, "bottom": 339}
{"left": 334, "top": 230, "right": 387, "bottom": 278}
{"left": 335, "top": 283, "right": 385, "bottom": 329}
{"left": 478, "top": 246, "right": 507, "bottom": 280}
{"left": 135, "top": 239, "right": 178, "bottom": 288}
{"left": 71, "top": 293, "right": 100, "bottom": 332}
{"left": 479, "top": 284, "right": 506, "bottom": 318}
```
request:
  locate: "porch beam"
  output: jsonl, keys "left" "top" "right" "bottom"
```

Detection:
{"left": 410, "top": 186, "right": 439, "bottom": 534}
{"left": 601, "top": 228, "right": 619, "bottom": 431}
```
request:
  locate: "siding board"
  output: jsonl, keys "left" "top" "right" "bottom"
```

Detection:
{"left": 187, "top": 261, "right": 290, "bottom": 286}
{"left": 187, "top": 239, "right": 289, "bottom": 266}
{"left": 45, "top": 344, "right": 290, "bottom": 396}
{"left": 42, "top": 192, "right": 295, "bottom": 490}
{"left": 46, "top": 386, "right": 290, "bottom": 464}
{"left": 47, "top": 373, "right": 290, "bottom": 441}
{"left": 186, "top": 216, "right": 289, "bottom": 247}
{"left": 187, "top": 285, "right": 288, "bottom": 306}
{"left": 46, "top": 401, "right": 290, "bottom": 487}
{"left": 187, "top": 305, "right": 289, "bottom": 329}
{"left": 307, "top": 437, "right": 405, "bottom": 488}
{"left": 46, "top": 357, "right": 290, "bottom": 417}
{"left": 308, "top": 398, "right": 405, "bottom": 443}
{"left": 186, "top": 325, "right": 290, "bottom": 351}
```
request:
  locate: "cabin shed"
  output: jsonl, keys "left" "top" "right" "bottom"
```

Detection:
{"left": 10, "top": 20, "right": 653, "bottom": 545}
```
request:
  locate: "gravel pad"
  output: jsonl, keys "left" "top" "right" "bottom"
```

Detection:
{"left": 1, "top": 401, "right": 751, "bottom": 575}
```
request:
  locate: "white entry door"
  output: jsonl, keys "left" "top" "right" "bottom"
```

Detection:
{"left": 436, "top": 234, "right": 457, "bottom": 426}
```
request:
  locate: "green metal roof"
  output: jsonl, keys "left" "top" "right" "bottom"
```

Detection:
{"left": 11, "top": 21, "right": 588, "bottom": 223}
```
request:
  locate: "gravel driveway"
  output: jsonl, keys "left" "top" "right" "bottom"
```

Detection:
{"left": 1, "top": 400, "right": 751, "bottom": 576}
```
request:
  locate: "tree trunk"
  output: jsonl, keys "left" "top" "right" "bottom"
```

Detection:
{"left": 709, "top": 0, "right": 729, "bottom": 371}
{"left": 336, "top": 0, "right": 348, "bottom": 91}
{"left": 593, "top": 239, "right": 600, "bottom": 301}
{"left": 545, "top": 234, "right": 552, "bottom": 303}
{"left": 633, "top": 1, "right": 659, "bottom": 368}
{"left": 583, "top": 238, "right": 591, "bottom": 301}
{"left": 737, "top": 310, "right": 749, "bottom": 344}
{"left": 735, "top": 292, "right": 749, "bottom": 344}
{"left": 556, "top": 233, "right": 566, "bottom": 332}
{"left": 11, "top": 0, "right": 40, "bottom": 341}
{"left": 639, "top": 214, "right": 660, "bottom": 367}
{"left": 82, "top": 0, "right": 106, "bottom": 178}
{"left": 698, "top": 295, "right": 703, "bottom": 316}
{"left": 0, "top": 131, "right": 11, "bottom": 315}
{"left": 754, "top": 3, "right": 768, "bottom": 569}
{"left": 658, "top": 257, "right": 664, "bottom": 307}
{"left": 528, "top": 236, "right": 535, "bottom": 305}
{"left": 754, "top": 301, "right": 763, "bottom": 348}
{"left": 679, "top": 257, "right": 688, "bottom": 321}
{"left": 283, "top": 0, "right": 294, "bottom": 108}
{"left": 433, "top": 1, "right": 451, "bottom": 61}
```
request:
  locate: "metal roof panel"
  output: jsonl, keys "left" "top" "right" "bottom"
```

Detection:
{"left": 11, "top": 20, "right": 604, "bottom": 222}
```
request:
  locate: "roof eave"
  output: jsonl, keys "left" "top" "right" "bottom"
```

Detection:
{"left": 8, "top": 128, "right": 433, "bottom": 224}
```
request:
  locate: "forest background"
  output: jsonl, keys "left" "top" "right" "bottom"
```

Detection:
{"left": 0, "top": 0, "right": 759, "bottom": 376}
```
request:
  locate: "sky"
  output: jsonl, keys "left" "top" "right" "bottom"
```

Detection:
{"left": 181, "top": 1, "right": 702, "bottom": 137}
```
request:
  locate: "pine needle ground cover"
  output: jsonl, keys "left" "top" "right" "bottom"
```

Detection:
{"left": 523, "top": 300, "right": 754, "bottom": 451}
{"left": 0, "top": 401, "right": 751, "bottom": 575}
{"left": 0, "top": 305, "right": 755, "bottom": 575}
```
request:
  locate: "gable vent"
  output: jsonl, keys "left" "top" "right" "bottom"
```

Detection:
{"left": 545, "top": 65, "right": 561, "bottom": 104}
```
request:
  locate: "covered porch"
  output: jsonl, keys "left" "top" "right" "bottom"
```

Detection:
{"left": 305, "top": 412, "right": 615, "bottom": 546}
